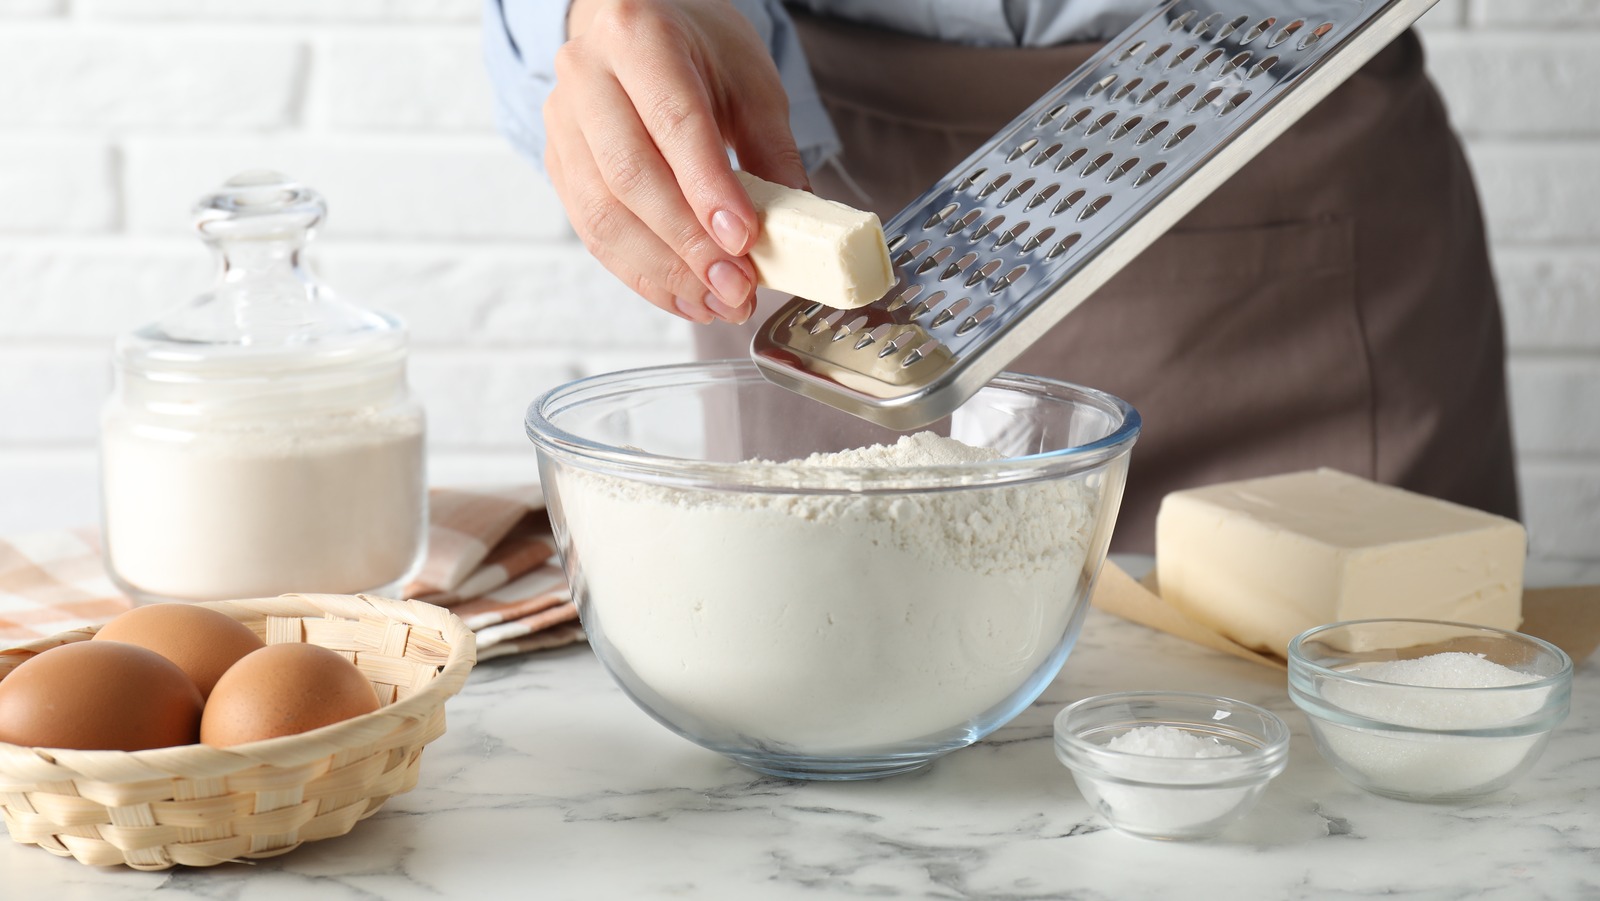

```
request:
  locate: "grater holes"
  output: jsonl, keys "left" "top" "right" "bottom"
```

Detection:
{"left": 895, "top": 238, "right": 932, "bottom": 267}
{"left": 810, "top": 308, "right": 845, "bottom": 335}
{"left": 1268, "top": 19, "right": 1304, "bottom": 48}
{"left": 1136, "top": 120, "right": 1169, "bottom": 145}
{"left": 1000, "top": 177, "right": 1037, "bottom": 206}
{"left": 994, "top": 221, "right": 1031, "bottom": 249}
{"left": 966, "top": 260, "right": 1003, "bottom": 288}
{"left": 1078, "top": 195, "right": 1112, "bottom": 221}
{"left": 970, "top": 214, "right": 1005, "bottom": 242}
{"left": 946, "top": 209, "right": 984, "bottom": 236}
{"left": 991, "top": 265, "right": 1028, "bottom": 294}
{"left": 1141, "top": 43, "right": 1172, "bottom": 68}
{"left": 954, "top": 304, "right": 995, "bottom": 337}
{"left": 875, "top": 326, "right": 917, "bottom": 358}
{"left": 1220, "top": 51, "right": 1251, "bottom": 77}
{"left": 1060, "top": 106, "right": 1094, "bottom": 132}
{"left": 1025, "top": 183, "right": 1060, "bottom": 210}
{"left": 1138, "top": 80, "right": 1170, "bottom": 105}
{"left": 908, "top": 290, "right": 945, "bottom": 321}
{"left": 885, "top": 284, "right": 923, "bottom": 312}
{"left": 930, "top": 297, "right": 971, "bottom": 329}
{"left": 1242, "top": 17, "right": 1277, "bottom": 44}
{"left": 1193, "top": 48, "right": 1225, "bottom": 74}
{"left": 1191, "top": 87, "right": 1224, "bottom": 113}
{"left": 1108, "top": 156, "right": 1141, "bottom": 183}
{"left": 853, "top": 323, "right": 893, "bottom": 350}
{"left": 1051, "top": 188, "right": 1087, "bottom": 216}
{"left": 1167, "top": 46, "right": 1196, "bottom": 70}
{"left": 1053, "top": 147, "right": 1088, "bottom": 173}
{"left": 1111, "top": 115, "right": 1144, "bottom": 141}
{"left": 1046, "top": 232, "right": 1083, "bottom": 260}
{"left": 1021, "top": 226, "right": 1056, "bottom": 253}
{"left": 1163, "top": 83, "right": 1197, "bottom": 109}
{"left": 886, "top": 234, "right": 907, "bottom": 253}
{"left": 1085, "top": 111, "right": 1118, "bottom": 136}
{"left": 956, "top": 167, "right": 987, "bottom": 192}
{"left": 941, "top": 253, "right": 975, "bottom": 281}
{"left": 1163, "top": 123, "right": 1196, "bottom": 150}
{"left": 1300, "top": 22, "right": 1334, "bottom": 51}
{"left": 1087, "top": 74, "right": 1118, "bottom": 97}
{"left": 941, "top": 252, "right": 979, "bottom": 281}
{"left": 1221, "top": 91, "right": 1252, "bottom": 115}
{"left": 802, "top": 301, "right": 824, "bottom": 317}
{"left": 1112, "top": 77, "right": 1144, "bottom": 102}
{"left": 915, "top": 246, "right": 953, "bottom": 275}
{"left": 978, "top": 173, "right": 1012, "bottom": 198}
{"left": 1168, "top": 10, "right": 1196, "bottom": 32}
{"left": 1190, "top": 12, "right": 1222, "bottom": 39}
{"left": 1117, "top": 40, "right": 1146, "bottom": 64}
{"left": 1133, "top": 161, "right": 1168, "bottom": 187}
{"left": 1031, "top": 143, "right": 1064, "bottom": 167}
{"left": 1248, "top": 55, "right": 1279, "bottom": 79}
{"left": 1007, "top": 137, "right": 1040, "bottom": 163}
{"left": 1215, "top": 14, "right": 1250, "bottom": 42}
{"left": 923, "top": 202, "right": 960, "bottom": 229}
{"left": 1039, "top": 104, "right": 1068, "bottom": 127}
{"left": 833, "top": 313, "right": 868, "bottom": 340}
{"left": 901, "top": 338, "right": 943, "bottom": 368}
{"left": 1081, "top": 152, "right": 1113, "bottom": 178}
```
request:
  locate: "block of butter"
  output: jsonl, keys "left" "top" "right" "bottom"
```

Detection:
{"left": 1156, "top": 468, "right": 1526, "bottom": 656}
{"left": 735, "top": 171, "right": 894, "bottom": 310}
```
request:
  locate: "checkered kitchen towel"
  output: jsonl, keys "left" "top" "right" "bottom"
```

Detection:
{"left": 0, "top": 487, "right": 581, "bottom": 661}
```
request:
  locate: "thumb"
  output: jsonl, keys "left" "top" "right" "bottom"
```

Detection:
{"left": 725, "top": 90, "right": 810, "bottom": 192}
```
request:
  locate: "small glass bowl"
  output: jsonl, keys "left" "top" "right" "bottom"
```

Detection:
{"left": 1288, "top": 619, "right": 1573, "bottom": 802}
{"left": 1053, "top": 692, "right": 1290, "bottom": 840}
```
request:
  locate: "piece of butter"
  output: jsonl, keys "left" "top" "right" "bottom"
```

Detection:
{"left": 735, "top": 171, "right": 893, "bottom": 310}
{"left": 1156, "top": 469, "right": 1525, "bottom": 657}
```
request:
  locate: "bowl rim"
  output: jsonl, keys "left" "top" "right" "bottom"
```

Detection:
{"left": 1052, "top": 690, "right": 1291, "bottom": 785}
{"left": 524, "top": 359, "right": 1141, "bottom": 492}
{"left": 1287, "top": 618, "right": 1575, "bottom": 694}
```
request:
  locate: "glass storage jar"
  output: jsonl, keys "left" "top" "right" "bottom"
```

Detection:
{"left": 101, "top": 171, "right": 427, "bottom": 604}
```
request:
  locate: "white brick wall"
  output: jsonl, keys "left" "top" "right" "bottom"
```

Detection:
{"left": 0, "top": 1, "right": 1595, "bottom": 578}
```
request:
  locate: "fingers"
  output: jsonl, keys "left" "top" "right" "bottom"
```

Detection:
{"left": 545, "top": 97, "right": 719, "bottom": 325}
{"left": 571, "top": 59, "right": 757, "bottom": 322}
{"left": 717, "top": 52, "right": 809, "bottom": 192}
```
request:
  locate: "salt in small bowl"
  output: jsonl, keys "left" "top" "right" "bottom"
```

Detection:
{"left": 1053, "top": 691, "right": 1290, "bottom": 840}
{"left": 1288, "top": 619, "right": 1572, "bottom": 802}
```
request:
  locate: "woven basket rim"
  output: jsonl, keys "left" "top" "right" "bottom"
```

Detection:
{"left": 0, "top": 593, "right": 476, "bottom": 780}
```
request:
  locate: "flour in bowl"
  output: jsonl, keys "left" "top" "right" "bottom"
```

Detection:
{"left": 555, "top": 432, "right": 1101, "bottom": 754}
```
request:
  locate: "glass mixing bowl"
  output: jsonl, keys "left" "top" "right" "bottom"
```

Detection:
{"left": 525, "top": 360, "right": 1139, "bottom": 780}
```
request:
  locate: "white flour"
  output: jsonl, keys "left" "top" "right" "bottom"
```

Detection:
{"left": 102, "top": 412, "right": 425, "bottom": 601}
{"left": 559, "top": 432, "right": 1098, "bottom": 754}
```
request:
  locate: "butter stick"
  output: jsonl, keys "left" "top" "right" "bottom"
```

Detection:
{"left": 735, "top": 171, "right": 893, "bottom": 310}
{"left": 1155, "top": 469, "right": 1526, "bottom": 657}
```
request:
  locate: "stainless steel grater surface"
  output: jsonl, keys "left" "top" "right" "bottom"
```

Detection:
{"left": 751, "top": 0, "right": 1439, "bottom": 430}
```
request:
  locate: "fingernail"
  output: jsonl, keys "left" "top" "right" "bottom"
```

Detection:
{"left": 711, "top": 210, "right": 749, "bottom": 255}
{"left": 708, "top": 260, "right": 751, "bottom": 307}
{"left": 673, "top": 296, "right": 713, "bottom": 325}
{"left": 704, "top": 292, "right": 751, "bottom": 325}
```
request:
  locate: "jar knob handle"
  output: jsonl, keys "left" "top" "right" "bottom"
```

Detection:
{"left": 193, "top": 170, "right": 325, "bottom": 241}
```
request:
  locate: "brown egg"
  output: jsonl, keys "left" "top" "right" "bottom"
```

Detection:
{"left": 94, "top": 603, "right": 265, "bottom": 699}
{"left": 201, "top": 643, "right": 381, "bottom": 747}
{"left": 0, "top": 641, "right": 203, "bottom": 750}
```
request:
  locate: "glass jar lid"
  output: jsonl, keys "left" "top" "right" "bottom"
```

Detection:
{"left": 115, "top": 171, "right": 408, "bottom": 416}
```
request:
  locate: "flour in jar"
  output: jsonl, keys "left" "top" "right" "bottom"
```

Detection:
{"left": 557, "top": 432, "right": 1100, "bottom": 754}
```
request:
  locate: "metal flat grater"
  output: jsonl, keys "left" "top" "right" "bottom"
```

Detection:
{"left": 751, "top": 0, "right": 1439, "bottom": 430}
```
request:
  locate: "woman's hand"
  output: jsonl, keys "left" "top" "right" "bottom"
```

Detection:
{"left": 546, "top": 0, "right": 808, "bottom": 324}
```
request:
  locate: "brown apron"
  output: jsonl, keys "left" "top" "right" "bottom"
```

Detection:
{"left": 696, "top": 10, "right": 1520, "bottom": 553}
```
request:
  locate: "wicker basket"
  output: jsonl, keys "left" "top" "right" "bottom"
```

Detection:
{"left": 0, "top": 593, "right": 476, "bottom": 870}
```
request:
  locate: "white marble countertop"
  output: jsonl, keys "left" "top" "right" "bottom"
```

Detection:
{"left": 3, "top": 585, "right": 1596, "bottom": 899}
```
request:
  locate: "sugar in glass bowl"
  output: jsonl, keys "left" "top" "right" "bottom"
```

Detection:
{"left": 525, "top": 360, "right": 1139, "bottom": 780}
{"left": 1288, "top": 619, "right": 1572, "bottom": 802}
{"left": 1053, "top": 691, "right": 1290, "bottom": 840}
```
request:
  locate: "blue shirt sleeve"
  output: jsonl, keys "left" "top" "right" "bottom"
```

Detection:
{"left": 483, "top": 0, "right": 842, "bottom": 176}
